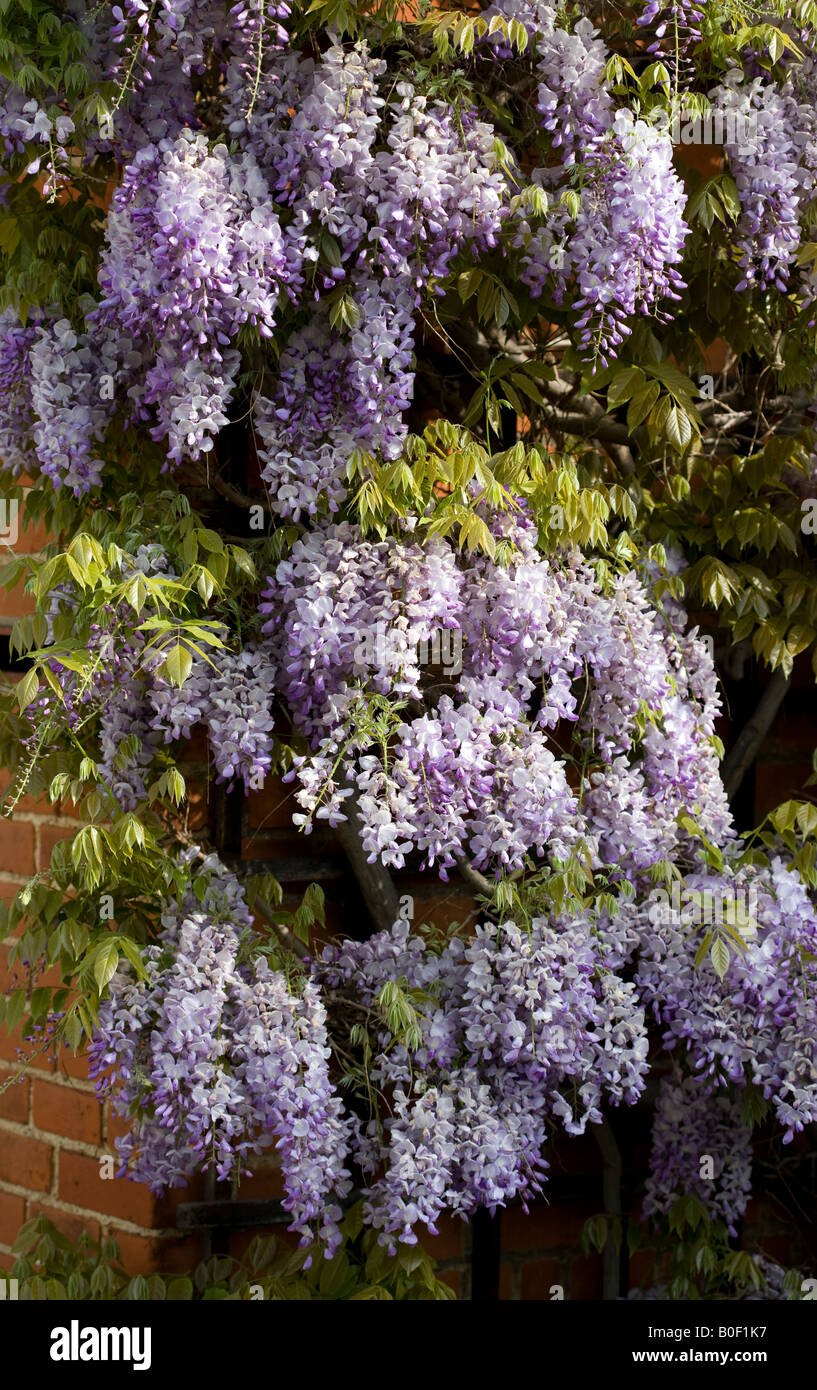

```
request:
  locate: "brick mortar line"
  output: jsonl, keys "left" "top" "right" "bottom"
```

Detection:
{"left": 0, "top": 1065, "right": 96, "bottom": 1095}
{"left": 1, "top": 1200, "right": 189, "bottom": 1242}
{"left": 1, "top": 876, "right": 40, "bottom": 903}
{"left": 0, "top": 1116, "right": 108, "bottom": 1156}
{"left": 1, "top": 1180, "right": 194, "bottom": 1240}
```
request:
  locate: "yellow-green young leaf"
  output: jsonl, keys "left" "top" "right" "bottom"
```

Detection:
{"left": 607, "top": 365, "right": 644, "bottom": 409}
{"left": 63, "top": 1011, "right": 83, "bottom": 1050}
{"left": 93, "top": 940, "right": 120, "bottom": 993}
{"left": 786, "top": 623, "right": 815, "bottom": 656}
{"left": 770, "top": 800, "right": 799, "bottom": 833}
{"left": 126, "top": 575, "right": 148, "bottom": 615}
{"left": 230, "top": 545, "right": 255, "bottom": 578}
{"left": 181, "top": 532, "right": 198, "bottom": 567}
{"left": 65, "top": 552, "right": 87, "bottom": 588}
{"left": 5, "top": 988, "right": 26, "bottom": 1032}
{"left": 16, "top": 667, "right": 40, "bottom": 711}
{"left": 167, "top": 768, "right": 186, "bottom": 805}
{"left": 197, "top": 527, "right": 224, "bottom": 553}
{"left": 162, "top": 643, "right": 193, "bottom": 687}
{"left": 694, "top": 932, "right": 714, "bottom": 969}
{"left": 207, "top": 551, "right": 229, "bottom": 586}
{"left": 458, "top": 268, "right": 482, "bottom": 302}
{"left": 626, "top": 380, "right": 660, "bottom": 431}
{"left": 710, "top": 936, "right": 730, "bottom": 980}
{"left": 118, "top": 937, "right": 149, "bottom": 980}
{"left": 665, "top": 404, "right": 694, "bottom": 452}
{"left": 196, "top": 569, "right": 215, "bottom": 604}
{"left": 795, "top": 803, "right": 817, "bottom": 837}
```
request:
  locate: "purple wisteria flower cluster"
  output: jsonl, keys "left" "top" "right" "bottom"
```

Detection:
{"left": 34, "top": 545, "right": 277, "bottom": 803}
{"left": 1, "top": 1, "right": 815, "bottom": 502}
{"left": 643, "top": 1070, "right": 753, "bottom": 1236}
{"left": 88, "top": 845, "right": 817, "bottom": 1252}
{"left": 242, "top": 45, "right": 508, "bottom": 518}
{"left": 93, "top": 130, "right": 290, "bottom": 466}
{"left": 258, "top": 509, "right": 730, "bottom": 878}
{"left": 637, "top": 857, "right": 817, "bottom": 1143}
{"left": 635, "top": 0, "right": 703, "bottom": 82}
{"left": 498, "top": 0, "right": 689, "bottom": 361}
{"left": 711, "top": 65, "right": 817, "bottom": 293}
{"left": 317, "top": 909, "right": 648, "bottom": 1248}
{"left": 89, "top": 852, "right": 352, "bottom": 1255}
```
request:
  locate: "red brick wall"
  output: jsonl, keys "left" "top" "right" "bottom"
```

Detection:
{"left": 1, "top": 494, "right": 814, "bottom": 1294}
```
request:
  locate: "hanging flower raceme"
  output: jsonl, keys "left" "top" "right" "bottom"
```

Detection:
{"left": 315, "top": 910, "right": 649, "bottom": 1249}
{"left": 636, "top": 857, "right": 817, "bottom": 1141}
{"left": 93, "top": 130, "right": 290, "bottom": 465}
{"left": 643, "top": 1070, "right": 753, "bottom": 1236}
{"left": 89, "top": 854, "right": 352, "bottom": 1257}
{"left": 32, "top": 544, "right": 277, "bottom": 807}
{"left": 519, "top": 111, "right": 688, "bottom": 362}
{"left": 711, "top": 66, "right": 816, "bottom": 293}
{"left": 259, "top": 512, "right": 729, "bottom": 878}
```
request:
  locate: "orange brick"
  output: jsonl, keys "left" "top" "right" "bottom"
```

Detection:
{"left": 520, "top": 1257, "right": 563, "bottom": 1300}
{"left": 0, "top": 1128, "right": 53, "bottom": 1190}
{"left": 33, "top": 1079, "right": 102, "bottom": 1145}
{"left": 37, "top": 823, "right": 75, "bottom": 871}
{"left": 105, "top": 1105, "right": 133, "bottom": 1146}
{"left": 111, "top": 1231, "right": 203, "bottom": 1277}
{"left": 501, "top": 1201, "right": 589, "bottom": 1252}
{"left": 176, "top": 726, "right": 210, "bottom": 762}
{"left": 15, "top": 509, "right": 49, "bottom": 555}
{"left": 569, "top": 1253, "right": 602, "bottom": 1300}
{"left": 58, "top": 1150, "right": 161, "bottom": 1226}
{"left": 56, "top": 1045, "right": 92, "bottom": 1082}
{"left": 0, "top": 1025, "right": 57, "bottom": 1072}
{"left": 419, "top": 1215, "right": 466, "bottom": 1261}
{"left": 57, "top": 1150, "right": 201, "bottom": 1226}
{"left": 247, "top": 776, "right": 300, "bottom": 830}
{"left": 0, "top": 1252, "right": 15, "bottom": 1271}
{"left": 27, "top": 1201, "right": 100, "bottom": 1246}
{"left": 0, "top": 821, "right": 34, "bottom": 876}
{"left": 232, "top": 1166, "right": 285, "bottom": 1202}
{"left": 415, "top": 895, "right": 480, "bottom": 934}
{"left": 0, "top": 583, "right": 35, "bottom": 619}
{"left": 0, "top": 1069, "right": 29, "bottom": 1123}
{"left": 0, "top": 1191, "right": 25, "bottom": 1246}
{"left": 754, "top": 763, "right": 808, "bottom": 820}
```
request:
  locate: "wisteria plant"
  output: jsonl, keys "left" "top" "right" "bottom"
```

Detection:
{"left": 1, "top": 0, "right": 817, "bottom": 1298}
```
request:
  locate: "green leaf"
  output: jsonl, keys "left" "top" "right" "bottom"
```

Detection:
{"left": 162, "top": 643, "right": 193, "bottom": 688}
{"left": 197, "top": 528, "right": 224, "bottom": 553}
{"left": 665, "top": 404, "right": 693, "bottom": 452}
{"left": 93, "top": 941, "right": 120, "bottom": 993}
{"left": 607, "top": 365, "right": 644, "bottom": 409}
{"left": 627, "top": 380, "right": 661, "bottom": 430}
{"left": 16, "top": 667, "right": 39, "bottom": 711}
{"left": 167, "top": 1277, "right": 194, "bottom": 1300}
{"left": 710, "top": 936, "right": 730, "bottom": 980}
